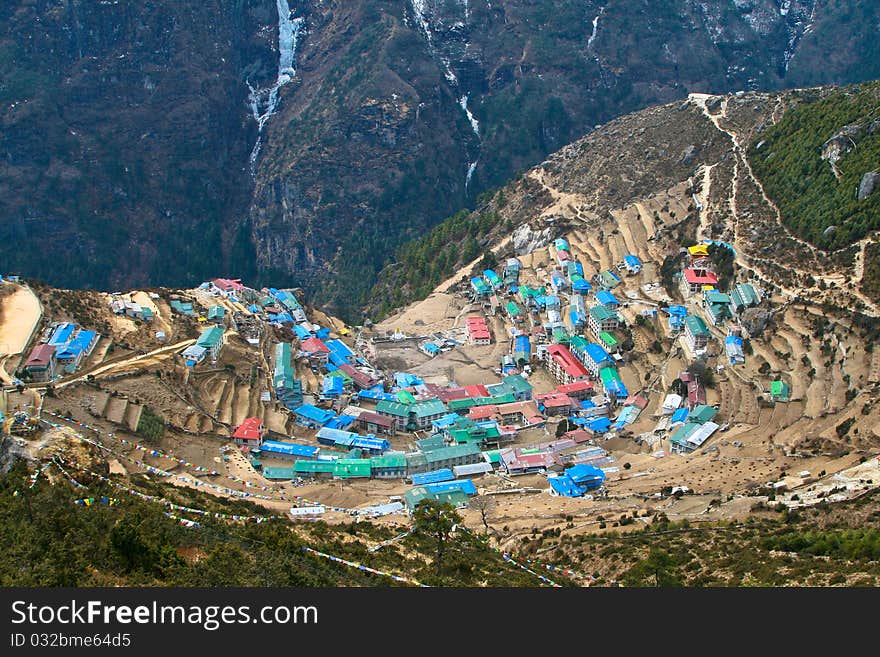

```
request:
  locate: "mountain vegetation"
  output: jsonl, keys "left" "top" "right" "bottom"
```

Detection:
{"left": 0, "top": 461, "right": 552, "bottom": 587}
{"left": 749, "top": 81, "right": 880, "bottom": 249}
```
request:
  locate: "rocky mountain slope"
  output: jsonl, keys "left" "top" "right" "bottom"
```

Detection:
{"left": 3, "top": 1, "right": 880, "bottom": 318}
{"left": 373, "top": 80, "right": 880, "bottom": 318}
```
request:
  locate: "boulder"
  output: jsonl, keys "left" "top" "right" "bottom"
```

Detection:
{"left": 857, "top": 171, "right": 880, "bottom": 200}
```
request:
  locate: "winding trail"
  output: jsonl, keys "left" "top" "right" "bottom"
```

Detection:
{"left": 688, "top": 92, "right": 880, "bottom": 317}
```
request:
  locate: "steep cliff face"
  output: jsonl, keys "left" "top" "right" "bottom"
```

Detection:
{"left": 248, "top": 0, "right": 880, "bottom": 317}
{"left": 2, "top": 1, "right": 879, "bottom": 319}
{"left": 0, "top": 0, "right": 278, "bottom": 289}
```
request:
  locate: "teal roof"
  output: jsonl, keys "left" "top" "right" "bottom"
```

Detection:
{"left": 424, "top": 443, "right": 481, "bottom": 464}
{"left": 263, "top": 466, "right": 297, "bottom": 480}
{"left": 370, "top": 454, "right": 407, "bottom": 469}
{"left": 196, "top": 325, "right": 224, "bottom": 348}
{"left": 589, "top": 305, "right": 618, "bottom": 322}
{"left": 684, "top": 315, "right": 709, "bottom": 337}
{"left": 689, "top": 404, "right": 718, "bottom": 424}
{"left": 411, "top": 399, "right": 447, "bottom": 418}
{"left": 375, "top": 400, "right": 411, "bottom": 417}
{"left": 704, "top": 290, "right": 731, "bottom": 304}
{"left": 417, "top": 435, "right": 448, "bottom": 451}
{"left": 293, "top": 460, "right": 335, "bottom": 474}
{"left": 669, "top": 422, "right": 702, "bottom": 447}
{"left": 207, "top": 305, "right": 226, "bottom": 319}
{"left": 502, "top": 374, "right": 532, "bottom": 395}
{"left": 599, "top": 366, "right": 621, "bottom": 385}
{"left": 333, "top": 459, "right": 372, "bottom": 478}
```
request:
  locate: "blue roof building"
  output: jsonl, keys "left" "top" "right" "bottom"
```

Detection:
{"left": 294, "top": 404, "right": 336, "bottom": 428}
{"left": 411, "top": 468, "right": 455, "bottom": 485}
{"left": 257, "top": 441, "right": 319, "bottom": 460}
{"left": 595, "top": 290, "right": 620, "bottom": 308}
{"left": 423, "top": 479, "right": 478, "bottom": 496}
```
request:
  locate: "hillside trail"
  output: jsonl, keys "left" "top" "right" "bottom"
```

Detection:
{"left": 688, "top": 93, "right": 879, "bottom": 317}
{"left": 692, "top": 163, "right": 716, "bottom": 242}
{"left": 54, "top": 338, "right": 196, "bottom": 389}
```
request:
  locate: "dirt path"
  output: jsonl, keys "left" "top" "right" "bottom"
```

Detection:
{"left": 0, "top": 285, "right": 42, "bottom": 382}
{"left": 689, "top": 92, "right": 880, "bottom": 317}
{"left": 54, "top": 338, "right": 196, "bottom": 389}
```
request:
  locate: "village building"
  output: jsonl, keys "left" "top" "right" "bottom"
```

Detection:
{"left": 770, "top": 380, "right": 790, "bottom": 402}
{"left": 24, "top": 344, "right": 57, "bottom": 382}
{"left": 730, "top": 282, "right": 761, "bottom": 314}
{"left": 273, "top": 342, "right": 303, "bottom": 410}
{"left": 207, "top": 305, "right": 226, "bottom": 324}
{"left": 357, "top": 410, "right": 396, "bottom": 436}
{"left": 623, "top": 254, "right": 642, "bottom": 274}
{"left": 370, "top": 454, "right": 407, "bottom": 479}
{"left": 502, "top": 373, "right": 533, "bottom": 401}
{"left": 680, "top": 267, "right": 719, "bottom": 298}
{"left": 684, "top": 315, "right": 710, "bottom": 353}
{"left": 588, "top": 305, "right": 620, "bottom": 339}
{"left": 595, "top": 290, "right": 620, "bottom": 310}
{"left": 543, "top": 343, "right": 591, "bottom": 385}
{"left": 300, "top": 337, "right": 330, "bottom": 365}
{"left": 703, "top": 290, "right": 733, "bottom": 325}
{"left": 194, "top": 325, "right": 225, "bottom": 363}
{"left": 232, "top": 417, "right": 264, "bottom": 449}
{"left": 465, "top": 316, "right": 492, "bottom": 345}
{"left": 256, "top": 440, "right": 318, "bottom": 461}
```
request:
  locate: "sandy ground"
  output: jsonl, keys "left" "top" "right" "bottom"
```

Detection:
{"left": 0, "top": 284, "right": 41, "bottom": 357}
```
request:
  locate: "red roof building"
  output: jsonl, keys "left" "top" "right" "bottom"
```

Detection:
{"left": 338, "top": 363, "right": 378, "bottom": 390}
{"left": 435, "top": 386, "right": 469, "bottom": 403}
{"left": 463, "top": 384, "right": 490, "bottom": 398}
{"left": 555, "top": 380, "right": 594, "bottom": 400}
{"left": 680, "top": 268, "right": 719, "bottom": 296}
{"left": 465, "top": 316, "right": 491, "bottom": 345}
{"left": 212, "top": 278, "right": 245, "bottom": 292}
{"left": 544, "top": 344, "right": 590, "bottom": 384}
{"left": 232, "top": 417, "right": 263, "bottom": 447}
{"left": 301, "top": 337, "right": 330, "bottom": 356}
{"left": 357, "top": 410, "right": 395, "bottom": 436}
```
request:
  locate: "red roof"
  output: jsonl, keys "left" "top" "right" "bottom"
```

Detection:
{"left": 463, "top": 384, "right": 489, "bottom": 398}
{"left": 301, "top": 337, "right": 330, "bottom": 354}
{"left": 213, "top": 278, "right": 245, "bottom": 292}
{"left": 683, "top": 268, "right": 718, "bottom": 286}
{"left": 556, "top": 250, "right": 571, "bottom": 262}
{"left": 338, "top": 363, "right": 377, "bottom": 388}
{"left": 436, "top": 387, "right": 469, "bottom": 402}
{"left": 537, "top": 393, "right": 574, "bottom": 408}
{"left": 564, "top": 429, "right": 593, "bottom": 444}
{"left": 546, "top": 344, "right": 590, "bottom": 379}
{"left": 465, "top": 316, "right": 488, "bottom": 327}
{"left": 358, "top": 411, "right": 393, "bottom": 427}
{"left": 469, "top": 330, "right": 491, "bottom": 340}
{"left": 25, "top": 343, "right": 55, "bottom": 367}
{"left": 469, "top": 405, "right": 499, "bottom": 420}
{"left": 556, "top": 380, "right": 594, "bottom": 394}
{"left": 233, "top": 417, "right": 263, "bottom": 441}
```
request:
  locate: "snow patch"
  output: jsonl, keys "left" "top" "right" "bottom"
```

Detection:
{"left": 247, "top": 0, "right": 305, "bottom": 171}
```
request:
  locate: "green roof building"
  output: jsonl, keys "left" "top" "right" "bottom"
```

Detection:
{"left": 423, "top": 443, "right": 483, "bottom": 469}
{"left": 417, "top": 435, "right": 448, "bottom": 451}
{"left": 195, "top": 325, "right": 225, "bottom": 361}
{"left": 405, "top": 452, "right": 428, "bottom": 474}
{"left": 293, "top": 460, "right": 335, "bottom": 476}
{"left": 404, "top": 487, "right": 470, "bottom": 512}
{"left": 770, "top": 380, "right": 790, "bottom": 402}
{"left": 333, "top": 459, "right": 372, "bottom": 478}
{"left": 263, "top": 466, "right": 297, "bottom": 480}
{"left": 370, "top": 454, "right": 407, "bottom": 478}
{"left": 396, "top": 390, "right": 416, "bottom": 404}
{"left": 502, "top": 373, "right": 533, "bottom": 400}
{"left": 599, "top": 331, "right": 619, "bottom": 351}
{"left": 207, "top": 305, "right": 226, "bottom": 322}
{"left": 689, "top": 404, "right": 718, "bottom": 424}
